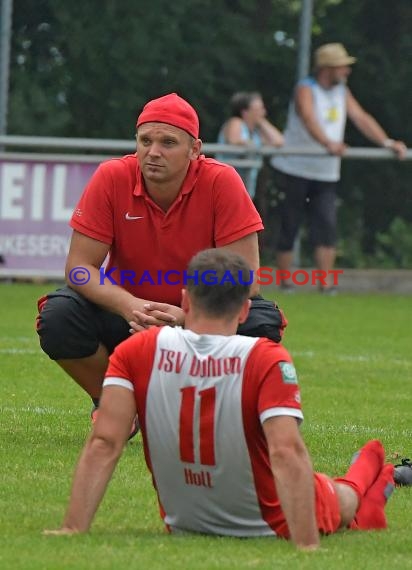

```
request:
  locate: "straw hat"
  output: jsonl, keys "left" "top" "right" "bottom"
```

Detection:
{"left": 314, "top": 43, "right": 357, "bottom": 68}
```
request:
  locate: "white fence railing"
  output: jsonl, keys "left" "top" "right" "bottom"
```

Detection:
{"left": 0, "top": 135, "right": 410, "bottom": 278}
{"left": 1, "top": 134, "right": 411, "bottom": 162}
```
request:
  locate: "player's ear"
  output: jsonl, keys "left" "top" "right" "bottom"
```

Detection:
{"left": 189, "top": 138, "right": 202, "bottom": 160}
{"left": 181, "top": 289, "right": 190, "bottom": 313}
{"left": 238, "top": 299, "right": 251, "bottom": 325}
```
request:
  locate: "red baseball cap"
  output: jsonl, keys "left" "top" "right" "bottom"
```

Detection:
{"left": 136, "top": 93, "right": 199, "bottom": 138}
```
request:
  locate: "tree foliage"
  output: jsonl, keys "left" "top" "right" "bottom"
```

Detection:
{"left": 9, "top": 0, "right": 299, "bottom": 138}
{"left": 8, "top": 0, "right": 412, "bottom": 266}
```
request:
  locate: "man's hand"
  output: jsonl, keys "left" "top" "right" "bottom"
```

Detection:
{"left": 385, "top": 139, "right": 407, "bottom": 160}
{"left": 129, "top": 303, "right": 184, "bottom": 333}
{"left": 325, "top": 140, "right": 347, "bottom": 156}
{"left": 43, "top": 528, "right": 81, "bottom": 536}
{"left": 297, "top": 544, "right": 320, "bottom": 552}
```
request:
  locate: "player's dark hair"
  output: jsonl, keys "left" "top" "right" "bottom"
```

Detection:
{"left": 229, "top": 92, "right": 261, "bottom": 117}
{"left": 186, "top": 249, "right": 252, "bottom": 318}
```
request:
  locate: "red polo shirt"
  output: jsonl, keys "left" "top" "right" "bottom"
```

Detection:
{"left": 70, "top": 154, "right": 263, "bottom": 305}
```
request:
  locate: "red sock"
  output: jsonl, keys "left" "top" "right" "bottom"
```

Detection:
{"left": 350, "top": 464, "right": 394, "bottom": 530}
{"left": 334, "top": 440, "right": 384, "bottom": 500}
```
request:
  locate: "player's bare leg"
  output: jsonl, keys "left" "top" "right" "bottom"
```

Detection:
{"left": 57, "top": 344, "right": 140, "bottom": 439}
{"left": 57, "top": 343, "right": 109, "bottom": 400}
{"left": 334, "top": 483, "right": 359, "bottom": 527}
{"left": 276, "top": 250, "right": 295, "bottom": 289}
{"left": 314, "top": 246, "right": 336, "bottom": 291}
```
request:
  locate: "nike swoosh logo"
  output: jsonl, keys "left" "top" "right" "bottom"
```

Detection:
{"left": 125, "top": 213, "right": 144, "bottom": 220}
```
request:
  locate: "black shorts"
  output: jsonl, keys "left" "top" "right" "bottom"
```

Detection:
{"left": 36, "top": 288, "right": 287, "bottom": 361}
{"left": 275, "top": 171, "right": 338, "bottom": 250}
{"left": 36, "top": 286, "right": 130, "bottom": 360}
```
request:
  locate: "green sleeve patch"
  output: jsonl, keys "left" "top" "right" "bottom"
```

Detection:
{"left": 279, "top": 361, "right": 298, "bottom": 384}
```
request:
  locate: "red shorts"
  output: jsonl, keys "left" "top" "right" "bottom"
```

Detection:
{"left": 275, "top": 472, "right": 341, "bottom": 538}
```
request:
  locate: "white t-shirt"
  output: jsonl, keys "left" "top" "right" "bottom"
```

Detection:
{"left": 272, "top": 77, "right": 347, "bottom": 182}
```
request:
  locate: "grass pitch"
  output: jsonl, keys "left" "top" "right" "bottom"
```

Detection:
{"left": 1, "top": 283, "right": 411, "bottom": 570}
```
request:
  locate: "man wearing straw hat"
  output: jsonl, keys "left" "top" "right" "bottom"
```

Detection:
{"left": 272, "top": 43, "right": 407, "bottom": 294}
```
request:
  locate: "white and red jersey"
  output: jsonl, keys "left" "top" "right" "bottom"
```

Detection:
{"left": 104, "top": 326, "right": 303, "bottom": 537}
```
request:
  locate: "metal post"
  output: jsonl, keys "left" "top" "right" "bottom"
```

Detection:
{"left": 0, "top": 0, "right": 13, "bottom": 135}
{"left": 296, "top": 0, "right": 313, "bottom": 81}
{"left": 294, "top": 0, "right": 313, "bottom": 266}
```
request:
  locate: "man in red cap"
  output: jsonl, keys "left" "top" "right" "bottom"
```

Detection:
{"left": 36, "top": 92, "right": 285, "bottom": 434}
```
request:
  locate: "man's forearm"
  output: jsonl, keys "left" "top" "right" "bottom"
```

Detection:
{"left": 353, "top": 112, "right": 388, "bottom": 145}
{"left": 65, "top": 263, "right": 147, "bottom": 320}
{"left": 61, "top": 438, "right": 122, "bottom": 532}
{"left": 272, "top": 451, "right": 320, "bottom": 549}
{"left": 301, "top": 117, "right": 331, "bottom": 147}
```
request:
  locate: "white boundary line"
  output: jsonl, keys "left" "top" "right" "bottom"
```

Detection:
{"left": 0, "top": 344, "right": 410, "bottom": 366}
{"left": 307, "top": 423, "right": 412, "bottom": 437}
{"left": 0, "top": 336, "right": 40, "bottom": 354}
{"left": 0, "top": 405, "right": 83, "bottom": 416}
{"left": 0, "top": 336, "right": 33, "bottom": 342}
{"left": 0, "top": 348, "right": 38, "bottom": 354}
{"left": 292, "top": 350, "right": 411, "bottom": 366}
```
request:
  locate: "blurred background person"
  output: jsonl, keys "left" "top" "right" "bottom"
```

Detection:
{"left": 271, "top": 43, "right": 407, "bottom": 294}
{"left": 217, "top": 92, "right": 284, "bottom": 199}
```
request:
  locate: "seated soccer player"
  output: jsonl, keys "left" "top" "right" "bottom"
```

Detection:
{"left": 44, "top": 249, "right": 395, "bottom": 549}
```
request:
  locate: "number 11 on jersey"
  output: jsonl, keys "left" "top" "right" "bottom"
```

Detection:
{"left": 179, "top": 386, "right": 216, "bottom": 466}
